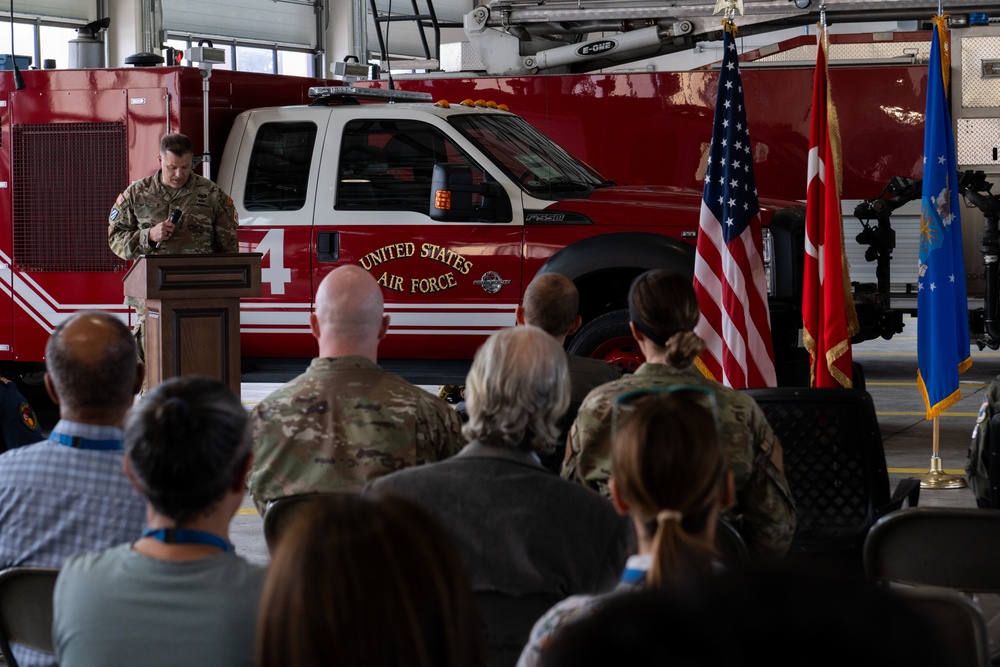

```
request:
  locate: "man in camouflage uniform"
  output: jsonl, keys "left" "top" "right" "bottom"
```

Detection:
{"left": 107, "top": 133, "right": 238, "bottom": 360}
{"left": 247, "top": 265, "right": 464, "bottom": 514}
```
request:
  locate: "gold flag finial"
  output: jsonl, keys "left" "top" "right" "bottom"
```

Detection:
{"left": 713, "top": 0, "right": 744, "bottom": 18}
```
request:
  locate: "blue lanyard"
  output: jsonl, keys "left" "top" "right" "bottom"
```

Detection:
{"left": 49, "top": 432, "right": 122, "bottom": 451}
{"left": 620, "top": 567, "right": 647, "bottom": 585}
{"left": 142, "top": 528, "right": 233, "bottom": 553}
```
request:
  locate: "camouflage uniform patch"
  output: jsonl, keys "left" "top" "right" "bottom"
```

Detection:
{"left": 247, "top": 356, "right": 465, "bottom": 514}
{"left": 562, "top": 363, "right": 796, "bottom": 560}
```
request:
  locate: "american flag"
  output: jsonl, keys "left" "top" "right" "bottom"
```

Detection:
{"left": 693, "top": 27, "right": 776, "bottom": 389}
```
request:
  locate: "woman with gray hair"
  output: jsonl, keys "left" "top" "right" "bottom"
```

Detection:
{"left": 53, "top": 376, "right": 265, "bottom": 667}
{"left": 368, "top": 325, "right": 631, "bottom": 600}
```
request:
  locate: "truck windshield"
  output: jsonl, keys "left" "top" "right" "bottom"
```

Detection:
{"left": 450, "top": 114, "right": 610, "bottom": 199}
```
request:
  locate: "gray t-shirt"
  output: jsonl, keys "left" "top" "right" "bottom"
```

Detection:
{"left": 53, "top": 543, "right": 265, "bottom": 667}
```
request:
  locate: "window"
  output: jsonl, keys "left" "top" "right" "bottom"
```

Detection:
{"left": 336, "top": 119, "right": 489, "bottom": 214}
{"left": 0, "top": 21, "right": 39, "bottom": 68}
{"left": 236, "top": 46, "right": 274, "bottom": 74}
{"left": 278, "top": 51, "right": 311, "bottom": 77}
{"left": 166, "top": 33, "right": 313, "bottom": 76}
{"left": 39, "top": 24, "right": 75, "bottom": 69}
{"left": 451, "top": 114, "right": 606, "bottom": 200}
{"left": 244, "top": 122, "right": 317, "bottom": 211}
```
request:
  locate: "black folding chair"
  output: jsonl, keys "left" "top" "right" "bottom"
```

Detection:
{"left": 743, "top": 387, "right": 919, "bottom": 575}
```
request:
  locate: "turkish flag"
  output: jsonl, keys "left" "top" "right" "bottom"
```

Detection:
{"left": 803, "top": 29, "right": 858, "bottom": 388}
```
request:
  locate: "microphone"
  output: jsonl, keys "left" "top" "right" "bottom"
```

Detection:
{"left": 169, "top": 208, "right": 182, "bottom": 230}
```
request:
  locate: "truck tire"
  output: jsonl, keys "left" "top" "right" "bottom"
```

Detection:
{"left": 567, "top": 309, "right": 643, "bottom": 374}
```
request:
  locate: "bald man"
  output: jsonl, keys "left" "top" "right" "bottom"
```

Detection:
{"left": 247, "top": 266, "right": 464, "bottom": 513}
{"left": 0, "top": 311, "right": 147, "bottom": 667}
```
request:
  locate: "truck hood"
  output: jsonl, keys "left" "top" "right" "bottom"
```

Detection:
{"left": 535, "top": 184, "right": 796, "bottom": 226}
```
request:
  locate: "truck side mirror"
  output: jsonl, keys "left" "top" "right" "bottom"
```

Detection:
{"left": 429, "top": 164, "right": 510, "bottom": 222}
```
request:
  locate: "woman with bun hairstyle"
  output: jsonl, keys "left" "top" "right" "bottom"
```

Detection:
{"left": 562, "top": 269, "right": 796, "bottom": 560}
{"left": 518, "top": 390, "right": 734, "bottom": 667}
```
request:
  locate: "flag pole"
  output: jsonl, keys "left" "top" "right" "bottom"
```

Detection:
{"left": 909, "top": 12, "right": 970, "bottom": 490}
{"left": 911, "top": 416, "right": 967, "bottom": 488}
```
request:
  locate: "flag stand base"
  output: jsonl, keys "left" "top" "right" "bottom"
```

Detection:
{"left": 910, "top": 456, "right": 967, "bottom": 490}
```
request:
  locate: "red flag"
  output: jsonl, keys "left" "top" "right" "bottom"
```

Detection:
{"left": 693, "top": 25, "right": 776, "bottom": 390}
{"left": 803, "top": 28, "right": 859, "bottom": 388}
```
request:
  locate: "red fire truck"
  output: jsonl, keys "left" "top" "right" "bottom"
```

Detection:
{"left": 0, "top": 24, "right": 953, "bottom": 386}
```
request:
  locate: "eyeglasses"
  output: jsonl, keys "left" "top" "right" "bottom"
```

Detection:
{"left": 611, "top": 384, "right": 723, "bottom": 450}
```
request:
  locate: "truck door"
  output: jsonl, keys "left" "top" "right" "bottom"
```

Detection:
{"left": 224, "top": 109, "right": 328, "bottom": 359}
{"left": 316, "top": 114, "right": 523, "bottom": 361}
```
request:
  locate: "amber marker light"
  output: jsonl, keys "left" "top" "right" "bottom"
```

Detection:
{"left": 435, "top": 100, "right": 451, "bottom": 108}
{"left": 435, "top": 190, "right": 452, "bottom": 210}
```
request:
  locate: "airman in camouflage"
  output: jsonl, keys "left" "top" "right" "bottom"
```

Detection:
{"left": 562, "top": 269, "right": 796, "bottom": 560}
{"left": 107, "top": 133, "right": 238, "bottom": 358}
{"left": 247, "top": 265, "right": 464, "bottom": 514}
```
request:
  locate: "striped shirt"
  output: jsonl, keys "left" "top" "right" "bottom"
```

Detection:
{"left": 0, "top": 420, "right": 147, "bottom": 667}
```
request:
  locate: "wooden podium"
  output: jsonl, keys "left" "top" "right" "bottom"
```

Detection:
{"left": 123, "top": 253, "right": 261, "bottom": 398}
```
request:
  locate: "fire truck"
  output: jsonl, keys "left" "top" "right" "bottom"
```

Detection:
{"left": 0, "top": 61, "right": 812, "bottom": 386}
{"left": 0, "top": 8, "right": 994, "bottom": 386}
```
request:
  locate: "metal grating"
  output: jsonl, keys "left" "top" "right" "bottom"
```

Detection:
{"left": 957, "top": 118, "right": 1000, "bottom": 166}
{"left": 12, "top": 122, "right": 129, "bottom": 273}
{"left": 960, "top": 35, "right": 1000, "bottom": 109}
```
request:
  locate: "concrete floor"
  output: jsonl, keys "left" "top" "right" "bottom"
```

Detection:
{"left": 860, "top": 316, "right": 989, "bottom": 511}
{"left": 230, "top": 314, "right": 995, "bottom": 566}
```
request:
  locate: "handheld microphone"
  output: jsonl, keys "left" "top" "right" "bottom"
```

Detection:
{"left": 169, "top": 209, "right": 183, "bottom": 230}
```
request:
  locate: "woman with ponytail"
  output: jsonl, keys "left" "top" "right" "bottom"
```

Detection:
{"left": 517, "top": 391, "right": 734, "bottom": 667}
{"left": 562, "top": 269, "right": 796, "bottom": 561}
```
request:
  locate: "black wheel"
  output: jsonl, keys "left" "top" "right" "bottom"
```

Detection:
{"left": 567, "top": 309, "right": 644, "bottom": 374}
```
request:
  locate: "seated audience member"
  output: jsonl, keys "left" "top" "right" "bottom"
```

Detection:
{"left": 539, "top": 565, "right": 950, "bottom": 667}
{"left": 367, "top": 326, "right": 631, "bottom": 597}
{"left": 53, "top": 376, "right": 263, "bottom": 667}
{"left": 248, "top": 265, "right": 463, "bottom": 513}
{"left": 518, "top": 390, "right": 733, "bottom": 667}
{"left": 0, "top": 375, "right": 40, "bottom": 452}
{"left": 563, "top": 269, "right": 796, "bottom": 559}
{"left": 516, "top": 272, "right": 619, "bottom": 470}
{"left": 0, "top": 311, "right": 147, "bottom": 667}
{"left": 256, "top": 494, "right": 488, "bottom": 667}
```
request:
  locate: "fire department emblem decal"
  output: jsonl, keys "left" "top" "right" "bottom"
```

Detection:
{"left": 474, "top": 271, "right": 511, "bottom": 294}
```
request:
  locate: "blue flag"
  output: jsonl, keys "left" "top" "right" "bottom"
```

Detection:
{"left": 917, "top": 19, "right": 971, "bottom": 420}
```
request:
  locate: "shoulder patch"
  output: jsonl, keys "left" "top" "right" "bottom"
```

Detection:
{"left": 110, "top": 208, "right": 120, "bottom": 221}
{"left": 226, "top": 196, "right": 234, "bottom": 208}
{"left": 115, "top": 193, "right": 125, "bottom": 206}
{"left": 20, "top": 402, "right": 38, "bottom": 431}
